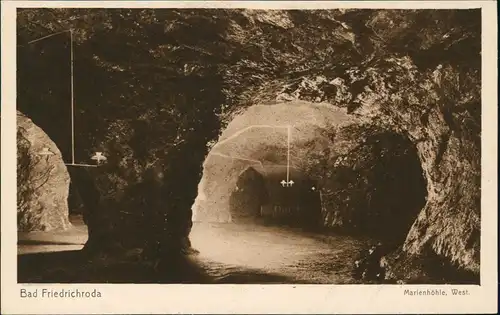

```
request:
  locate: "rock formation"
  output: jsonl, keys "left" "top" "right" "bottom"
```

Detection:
{"left": 17, "top": 112, "right": 71, "bottom": 232}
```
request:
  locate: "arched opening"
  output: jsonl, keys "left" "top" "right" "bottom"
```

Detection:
{"left": 189, "top": 103, "right": 431, "bottom": 283}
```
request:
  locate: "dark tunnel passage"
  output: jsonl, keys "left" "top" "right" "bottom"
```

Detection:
{"left": 229, "top": 167, "right": 268, "bottom": 223}
{"left": 229, "top": 166, "right": 323, "bottom": 230}
{"left": 223, "top": 130, "right": 427, "bottom": 245}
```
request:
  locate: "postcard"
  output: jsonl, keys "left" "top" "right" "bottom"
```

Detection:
{"left": 1, "top": 1, "right": 497, "bottom": 314}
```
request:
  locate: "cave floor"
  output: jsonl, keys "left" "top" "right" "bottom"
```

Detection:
{"left": 17, "top": 215, "right": 88, "bottom": 255}
{"left": 17, "top": 221, "right": 373, "bottom": 284}
{"left": 190, "top": 222, "right": 372, "bottom": 284}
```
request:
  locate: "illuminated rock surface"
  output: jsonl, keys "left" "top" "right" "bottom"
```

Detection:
{"left": 17, "top": 112, "right": 71, "bottom": 232}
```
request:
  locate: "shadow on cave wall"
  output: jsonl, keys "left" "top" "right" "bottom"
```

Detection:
{"left": 326, "top": 130, "right": 427, "bottom": 246}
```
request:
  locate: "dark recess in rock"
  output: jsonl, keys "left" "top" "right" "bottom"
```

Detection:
{"left": 326, "top": 131, "right": 427, "bottom": 244}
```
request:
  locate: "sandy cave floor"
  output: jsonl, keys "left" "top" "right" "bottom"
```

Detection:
{"left": 17, "top": 216, "right": 373, "bottom": 284}
{"left": 18, "top": 215, "right": 88, "bottom": 255}
{"left": 190, "top": 222, "right": 372, "bottom": 284}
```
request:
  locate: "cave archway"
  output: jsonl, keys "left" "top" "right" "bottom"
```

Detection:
{"left": 192, "top": 103, "right": 429, "bottom": 246}
{"left": 192, "top": 101, "right": 356, "bottom": 224}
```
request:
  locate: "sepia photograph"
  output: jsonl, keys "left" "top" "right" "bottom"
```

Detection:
{"left": 1, "top": 1, "right": 497, "bottom": 314}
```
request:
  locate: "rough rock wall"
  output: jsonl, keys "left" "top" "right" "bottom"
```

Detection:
{"left": 81, "top": 102, "right": 221, "bottom": 253}
{"left": 17, "top": 112, "right": 71, "bottom": 232}
{"left": 78, "top": 118, "right": 167, "bottom": 250}
{"left": 354, "top": 61, "right": 480, "bottom": 275}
